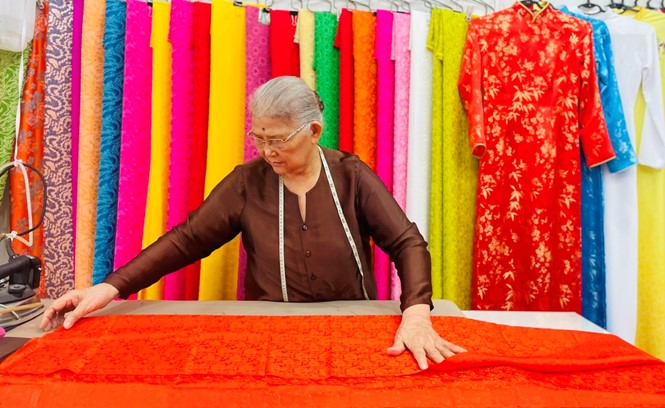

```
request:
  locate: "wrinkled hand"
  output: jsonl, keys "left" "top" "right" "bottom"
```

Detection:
{"left": 387, "top": 304, "right": 467, "bottom": 370}
{"left": 40, "top": 283, "right": 119, "bottom": 331}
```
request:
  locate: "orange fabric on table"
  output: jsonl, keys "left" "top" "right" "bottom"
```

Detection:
{"left": 1, "top": 315, "right": 664, "bottom": 407}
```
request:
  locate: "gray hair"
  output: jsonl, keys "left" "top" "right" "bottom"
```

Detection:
{"left": 250, "top": 76, "right": 324, "bottom": 126}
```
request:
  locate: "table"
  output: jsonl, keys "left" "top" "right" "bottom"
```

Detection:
{"left": 2, "top": 299, "right": 606, "bottom": 359}
{"left": 4, "top": 299, "right": 609, "bottom": 338}
{"left": 2, "top": 300, "right": 661, "bottom": 408}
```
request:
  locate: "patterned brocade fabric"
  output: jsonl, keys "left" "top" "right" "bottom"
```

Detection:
{"left": 43, "top": 0, "right": 75, "bottom": 297}
{"left": 10, "top": 1, "right": 47, "bottom": 274}
{"left": 1, "top": 315, "right": 665, "bottom": 407}
{"left": 459, "top": 3, "right": 616, "bottom": 312}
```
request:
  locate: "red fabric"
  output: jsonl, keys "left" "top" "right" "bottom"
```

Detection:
{"left": 9, "top": 2, "right": 47, "bottom": 295}
{"left": 1, "top": 315, "right": 664, "bottom": 407}
{"left": 458, "top": 4, "right": 615, "bottom": 312}
{"left": 183, "top": 1, "right": 211, "bottom": 300}
{"left": 335, "top": 8, "right": 354, "bottom": 153}
{"left": 269, "top": 10, "right": 299, "bottom": 78}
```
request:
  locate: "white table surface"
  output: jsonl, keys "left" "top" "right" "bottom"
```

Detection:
{"left": 463, "top": 310, "right": 607, "bottom": 334}
{"left": 3, "top": 299, "right": 607, "bottom": 339}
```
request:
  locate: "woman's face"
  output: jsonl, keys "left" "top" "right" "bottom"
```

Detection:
{"left": 249, "top": 116, "right": 321, "bottom": 176}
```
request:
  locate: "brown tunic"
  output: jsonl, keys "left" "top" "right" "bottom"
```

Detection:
{"left": 104, "top": 148, "right": 432, "bottom": 311}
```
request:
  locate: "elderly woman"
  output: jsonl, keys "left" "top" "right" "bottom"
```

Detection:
{"left": 42, "top": 76, "right": 465, "bottom": 369}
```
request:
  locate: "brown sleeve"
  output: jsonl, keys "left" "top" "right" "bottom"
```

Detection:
{"left": 104, "top": 166, "right": 246, "bottom": 298}
{"left": 356, "top": 160, "right": 433, "bottom": 312}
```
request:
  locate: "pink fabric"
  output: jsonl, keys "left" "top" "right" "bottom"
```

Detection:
{"left": 164, "top": 0, "right": 196, "bottom": 300}
{"left": 244, "top": 7, "right": 270, "bottom": 159}
{"left": 390, "top": 13, "right": 411, "bottom": 300}
{"left": 71, "top": 0, "right": 84, "bottom": 266}
{"left": 372, "top": 10, "right": 395, "bottom": 300}
{"left": 237, "top": 7, "right": 271, "bottom": 299}
{"left": 113, "top": 0, "right": 152, "bottom": 276}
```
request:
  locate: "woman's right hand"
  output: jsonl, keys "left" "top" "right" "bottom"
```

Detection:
{"left": 40, "top": 283, "right": 120, "bottom": 331}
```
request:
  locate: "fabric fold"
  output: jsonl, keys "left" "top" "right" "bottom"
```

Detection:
{"left": 3, "top": 315, "right": 664, "bottom": 406}
{"left": 43, "top": 0, "right": 74, "bottom": 297}
{"left": 75, "top": 0, "right": 105, "bottom": 289}
{"left": 71, "top": 0, "right": 84, "bottom": 268}
{"left": 113, "top": 0, "right": 153, "bottom": 276}
{"left": 269, "top": 9, "right": 299, "bottom": 77}
{"left": 164, "top": 0, "right": 196, "bottom": 300}
{"left": 313, "top": 11, "right": 339, "bottom": 149}
{"left": 199, "top": 0, "right": 246, "bottom": 300}
{"left": 139, "top": 0, "right": 171, "bottom": 300}
{"left": 10, "top": 1, "right": 47, "bottom": 278}
{"left": 390, "top": 12, "right": 411, "bottom": 300}
{"left": 185, "top": 1, "right": 212, "bottom": 300}
{"left": 92, "top": 0, "right": 126, "bottom": 284}
{"left": 239, "top": 5, "right": 271, "bottom": 299}
{"left": 373, "top": 9, "right": 395, "bottom": 300}
{"left": 3, "top": 315, "right": 662, "bottom": 378}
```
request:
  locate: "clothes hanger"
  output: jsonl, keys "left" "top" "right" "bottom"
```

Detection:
{"left": 440, "top": 0, "right": 465, "bottom": 12}
{"left": 340, "top": 0, "right": 356, "bottom": 10}
{"left": 465, "top": 0, "right": 495, "bottom": 14}
{"left": 424, "top": 0, "right": 455, "bottom": 11}
{"left": 352, "top": 0, "right": 371, "bottom": 9}
{"left": 607, "top": 0, "right": 638, "bottom": 11}
{"left": 607, "top": 0, "right": 622, "bottom": 9}
{"left": 520, "top": 0, "right": 539, "bottom": 7}
{"left": 577, "top": 0, "right": 605, "bottom": 14}
{"left": 306, "top": 0, "right": 334, "bottom": 11}
{"left": 384, "top": 0, "right": 401, "bottom": 11}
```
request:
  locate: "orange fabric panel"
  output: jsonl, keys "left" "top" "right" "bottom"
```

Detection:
{"left": 9, "top": 2, "right": 48, "bottom": 295}
{"left": 351, "top": 11, "right": 377, "bottom": 171}
{"left": 1, "top": 315, "right": 664, "bottom": 407}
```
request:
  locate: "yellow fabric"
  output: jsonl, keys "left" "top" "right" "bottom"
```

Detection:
{"left": 628, "top": 9, "right": 665, "bottom": 361}
{"left": 295, "top": 9, "right": 316, "bottom": 90}
{"left": 139, "top": 1, "right": 172, "bottom": 300}
{"left": 75, "top": 0, "right": 105, "bottom": 289}
{"left": 427, "top": 9, "right": 443, "bottom": 299}
{"left": 199, "top": 0, "right": 245, "bottom": 300}
{"left": 439, "top": 10, "right": 476, "bottom": 309}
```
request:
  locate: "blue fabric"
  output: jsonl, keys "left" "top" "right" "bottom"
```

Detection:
{"left": 93, "top": 0, "right": 126, "bottom": 284}
{"left": 561, "top": 7, "right": 638, "bottom": 328}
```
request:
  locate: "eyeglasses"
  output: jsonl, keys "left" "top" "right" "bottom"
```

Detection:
{"left": 248, "top": 121, "right": 311, "bottom": 150}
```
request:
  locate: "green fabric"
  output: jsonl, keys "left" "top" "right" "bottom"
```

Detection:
{"left": 0, "top": 44, "right": 32, "bottom": 202}
{"left": 440, "top": 10, "right": 476, "bottom": 309}
{"left": 427, "top": 9, "right": 443, "bottom": 299}
{"left": 313, "top": 12, "right": 339, "bottom": 149}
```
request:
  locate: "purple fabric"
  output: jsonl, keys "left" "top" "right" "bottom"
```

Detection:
{"left": 164, "top": 0, "right": 195, "bottom": 300}
{"left": 113, "top": 0, "right": 152, "bottom": 272}
{"left": 372, "top": 9, "right": 395, "bottom": 300}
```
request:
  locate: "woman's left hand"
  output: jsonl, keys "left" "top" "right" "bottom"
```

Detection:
{"left": 387, "top": 304, "right": 466, "bottom": 370}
